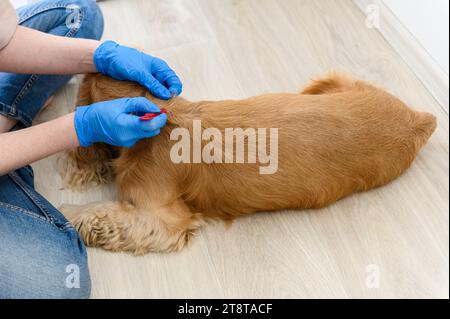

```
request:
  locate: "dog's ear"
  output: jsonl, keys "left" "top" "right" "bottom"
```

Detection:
{"left": 76, "top": 74, "right": 96, "bottom": 107}
{"left": 300, "top": 72, "right": 356, "bottom": 95}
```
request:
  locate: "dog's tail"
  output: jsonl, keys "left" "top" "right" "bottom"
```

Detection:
{"left": 412, "top": 111, "right": 438, "bottom": 151}
{"left": 300, "top": 72, "right": 357, "bottom": 95}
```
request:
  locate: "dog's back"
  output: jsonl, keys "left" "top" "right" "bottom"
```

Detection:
{"left": 71, "top": 73, "right": 436, "bottom": 218}
{"left": 62, "top": 73, "right": 437, "bottom": 253}
{"left": 165, "top": 76, "right": 437, "bottom": 218}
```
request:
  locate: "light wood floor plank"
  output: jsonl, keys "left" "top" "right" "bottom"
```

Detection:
{"left": 32, "top": 0, "right": 448, "bottom": 298}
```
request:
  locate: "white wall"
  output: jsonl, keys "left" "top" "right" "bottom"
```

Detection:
{"left": 384, "top": 0, "right": 449, "bottom": 75}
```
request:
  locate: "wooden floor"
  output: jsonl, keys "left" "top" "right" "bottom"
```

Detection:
{"left": 33, "top": 0, "right": 449, "bottom": 298}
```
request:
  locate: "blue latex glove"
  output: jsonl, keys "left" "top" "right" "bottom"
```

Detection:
{"left": 74, "top": 97, "right": 167, "bottom": 148}
{"left": 94, "top": 41, "right": 182, "bottom": 100}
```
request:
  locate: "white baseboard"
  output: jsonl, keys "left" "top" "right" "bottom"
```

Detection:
{"left": 354, "top": 0, "right": 449, "bottom": 114}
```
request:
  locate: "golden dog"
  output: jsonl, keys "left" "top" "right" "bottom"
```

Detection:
{"left": 60, "top": 73, "right": 437, "bottom": 254}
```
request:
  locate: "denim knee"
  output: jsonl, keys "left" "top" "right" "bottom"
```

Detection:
{"left": 46, "top": 231, "right": 92, "bottom": 299}
{"left": 0, "top": 208, "right": 91, "bottom": 299}
{"left": 71, "top": 0, "right": 105, "bottom": 41}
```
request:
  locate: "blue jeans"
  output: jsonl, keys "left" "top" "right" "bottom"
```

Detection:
{"left": 0, "top": 0, "right": 104, "bottom": 299}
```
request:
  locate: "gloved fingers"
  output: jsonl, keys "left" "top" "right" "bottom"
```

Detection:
{"left": 167, "top": 80, "right": 183, "bottom": 97}
{"left": 137, "top": 113, "right": 168, "bottom": 132}
{"left": 164, "top": 73, "right": 183, "bottom": 96}
{"left": 120, "top": 112, "right": 167, "bottom": 134}
{"left": 142, "top": 73, "right": 172, "bottom": 100}
{"left": 153, "top": 69, "right": 183, "bottom": 97}
{"left": 114, "top": 116, "right": 164, "bottom": 148}
{"left": 122, "top": 97, "right": 161, "bottom": 114}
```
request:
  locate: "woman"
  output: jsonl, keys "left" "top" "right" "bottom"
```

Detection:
{"left": 0, "top": 0, "right": 182, "bottom": 298}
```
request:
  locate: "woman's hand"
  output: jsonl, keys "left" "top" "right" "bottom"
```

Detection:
{"left": 94, "top": 41, "right": 183, "bottom": 100}
{"left": 74, "top": 97, "right": 167, "bottom": 148}
{"left": 1, "top": 97, "right": 165, "bottom": 175}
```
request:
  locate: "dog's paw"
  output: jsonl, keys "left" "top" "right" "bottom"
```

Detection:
{"left": 59, "top": 203, "right": 112, "bottom": 247}
{"left": 165, "top": 213, "right": 205, "bottom": 253}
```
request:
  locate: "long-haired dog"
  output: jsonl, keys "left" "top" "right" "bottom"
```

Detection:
{"left": 60, "top": 72, "right": 437, "bottom": 255}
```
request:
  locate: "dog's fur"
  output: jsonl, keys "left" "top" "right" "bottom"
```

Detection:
{"left": 60, "top": 73, "right": 437, "bottom": 254}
